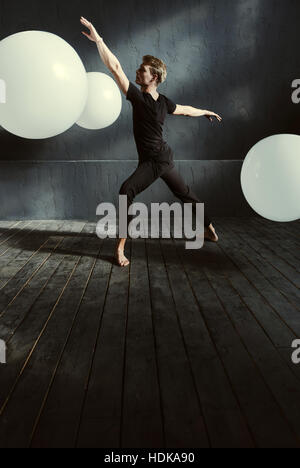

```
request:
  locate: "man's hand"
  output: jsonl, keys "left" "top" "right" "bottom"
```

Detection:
{"left": 80, "top": 16, "right": 102, "bottom": 42}
{"left": 80, "top": 16, "right": 121, "bottom": 73}
{"left": 204, "top": 110, "right": 222, "bottom": 122}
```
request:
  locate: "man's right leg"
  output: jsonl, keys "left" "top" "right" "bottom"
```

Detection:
{"left": 116, "top": 159, "right": 161, "bottom": 266}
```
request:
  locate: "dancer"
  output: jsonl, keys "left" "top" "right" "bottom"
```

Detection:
{"left": 81, "top": 17, "right": 222, "bottom": 267}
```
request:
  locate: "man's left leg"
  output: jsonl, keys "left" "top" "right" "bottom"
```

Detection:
{"left": 160, "top": 165, "right": 218, "bottom": 241}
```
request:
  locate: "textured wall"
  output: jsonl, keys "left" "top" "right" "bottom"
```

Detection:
{"left": 0, "top": 0, "right": 299, "bottom": 219}
{"left": 0, "top": 0, "right": 299, "bottom": 161}
{"left": 0, "top": 160, "right": 254, "bottom": 220}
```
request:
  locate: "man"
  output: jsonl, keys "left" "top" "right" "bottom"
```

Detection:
{"left": 81, "top": 16, "right": 222, "bottom": 267}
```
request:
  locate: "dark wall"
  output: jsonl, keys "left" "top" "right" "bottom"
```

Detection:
{"left": 0, "top": 160, "right": 254, "bottom": 220}
{"left": 0, "top": 0, "right": 299, "bottom": 161}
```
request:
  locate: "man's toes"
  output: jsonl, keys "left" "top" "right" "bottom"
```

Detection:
{"left": 118, "top": 257, "right": 129, "bottom": 267}
{"left": 116, "top": 257, "right": 123, "bottom": 266}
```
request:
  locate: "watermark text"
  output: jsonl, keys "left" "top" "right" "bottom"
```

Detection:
{"left": 0, "top": 78, "right": 6, "bottom": 104}
{"left": 96, "top": 196, "right": 205, "bottom": 250}
{"left": 0, "top": 339, "right": 6, "bottom": 364}
{"left": 292, "top": 339, "right": 300, "bottom": 364}
{"left": 291, "top": 79, "right": 300, "bottom": 104}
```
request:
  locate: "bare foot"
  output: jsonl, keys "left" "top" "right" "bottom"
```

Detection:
{"left": 204, "top": 224, "right": 219, "bottom": 242}
{"left": 115, "top": 248, "right": 130, "bottom": 267}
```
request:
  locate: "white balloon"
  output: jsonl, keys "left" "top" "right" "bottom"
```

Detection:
{"left": 241, "top": 134, "right": 300, "bottom": 222}
{"left": 76, "top": 72, "right": 122, "bottom": 130}
{"left": 0, "top": 31, "right": 88, "bottom": 139}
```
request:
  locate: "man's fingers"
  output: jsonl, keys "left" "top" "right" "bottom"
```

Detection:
{"left": 80, "top": 17, "right": 91, "bottom": 27}
{"left": 205, "top": 112, "right": 222, "bottom": 122}
{"left": 213, "top": 113, "right": 222, "bottom": 121}
{"left": 206, "top": 113, "right": 222, "bottom": 123}
{"left": 81, "top": 31, "right": 91, "bottom": 40}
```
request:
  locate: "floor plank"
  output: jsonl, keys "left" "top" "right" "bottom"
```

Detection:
{"left": 249, "top": 218, "right": 300, "bottom": 267}
{"left": 0, "top": 217, "right": 299, "bottom": 448}
{"left": 144, "top": 237, "right": 210, "bottom": 448}
{"left": 172, "top": 234, "right": 299, "bottom": 448}
{"left": 0, "top": 221, "right": 35, "bottom": 249}
{"left": 219, "top": 218, "right": 300, "bottom": 313}
{"left": 30, "top": 229, "right": 111, "bottom": 448}
{"left": 0, "top": 222, "right": 88, "bottom": 447}
{"left": 202, "top": 226, "right": 300, "bottom": 445}
{"left": 121, "top": 238, "right": 164, "bottom": 448}
{"left": 76, "top": 236, "right": 129, "bottom": 448}
{"left": 161, "top": 236, "right": 254, "bottom": 448}
{"left": 0, "top": 221, "right": 65, "bottom": 289}
{"left": 217, "top": 220, "right": 300, "bottom": 338}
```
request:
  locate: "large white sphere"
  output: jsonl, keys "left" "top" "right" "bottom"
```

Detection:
{"left": 0, "top": 31, "right": 88, "bottom": 139}
{"left": 241, "top": 134, "right": 300, "bottom": 222}
{"left": 76, "top": 72, "right": 122, "bottom": 130}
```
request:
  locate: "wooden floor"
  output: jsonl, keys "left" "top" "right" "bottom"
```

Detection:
{"left": 0, "top": 217, "right": 299, "bottom": 448}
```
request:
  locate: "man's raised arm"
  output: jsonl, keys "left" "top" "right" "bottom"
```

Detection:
{"left": 80, "top": 16, "right": 130, "bottom": 95}
{"left": 80, "top": 16, "right": 120, "bottom": 72}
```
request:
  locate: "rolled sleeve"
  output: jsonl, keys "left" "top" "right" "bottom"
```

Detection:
{"left": 126, "top": 81, "right": 143, "bottom": 104}
{"left": 164, "top": 96, "right": 177, "bottom": 114}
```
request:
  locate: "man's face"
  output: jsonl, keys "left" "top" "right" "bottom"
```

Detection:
{"left": 135, "top": 63, "right": 157, "bottom": 86}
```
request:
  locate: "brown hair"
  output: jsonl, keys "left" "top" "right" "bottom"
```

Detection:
{"left": 142, "top": 55, "right": 167, "bottom": 85}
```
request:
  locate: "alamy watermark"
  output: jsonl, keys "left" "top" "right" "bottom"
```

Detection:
{"left": 291, "top": 339, "right": 300, "bottom": 364}
{"left": 291, "top": 79, "right": 300, "bottom": 104}
{"left": 0, "top": 78, "right": 6, "bottom": 104}
{"left": 0, "top": 339, "right": 6, "bottom": 364}
{"left": 96, "top": 195, "right": 206, "bottom": 250}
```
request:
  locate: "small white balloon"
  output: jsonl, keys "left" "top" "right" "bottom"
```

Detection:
{"left": 0, "top": 30, "right": 88, "bottom": 139}
{"left": 76, "top": 72, "right": 122, "bottom": 130}
{"left": 241, "top": 134, "right": 300, "bottom": 222}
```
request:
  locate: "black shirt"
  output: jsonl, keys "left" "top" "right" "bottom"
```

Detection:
{"left": 126, "top": 81, "right": 176, "bottom": 162}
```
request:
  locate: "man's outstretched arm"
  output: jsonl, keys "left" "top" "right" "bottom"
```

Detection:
{"left": 173, "top": 104, "right": 222, "bottom": 122}
{"left": 80, "top": 16, "right": 129, "bottom": 95}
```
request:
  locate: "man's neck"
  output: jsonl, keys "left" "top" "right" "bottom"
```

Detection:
{"left": 140, "top": 84, "right": 159, "bottom": 98}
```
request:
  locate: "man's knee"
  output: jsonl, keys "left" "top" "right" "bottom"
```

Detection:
{"left": 119, "top": 181, "right": 129, "bottom": 195}
{"left": 119, "top": 181, "right": 134, "bottom": 200}
{"left": 172, "top": 185, "right": 190, "bottom": 199}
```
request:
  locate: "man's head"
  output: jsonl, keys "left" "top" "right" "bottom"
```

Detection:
{"left": 135, "top": 55, "right": 167, "bottom": 88}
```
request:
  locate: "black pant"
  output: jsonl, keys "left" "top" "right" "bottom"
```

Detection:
{"left": 119, "top": 158, "right": 212, "bottom": 234}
